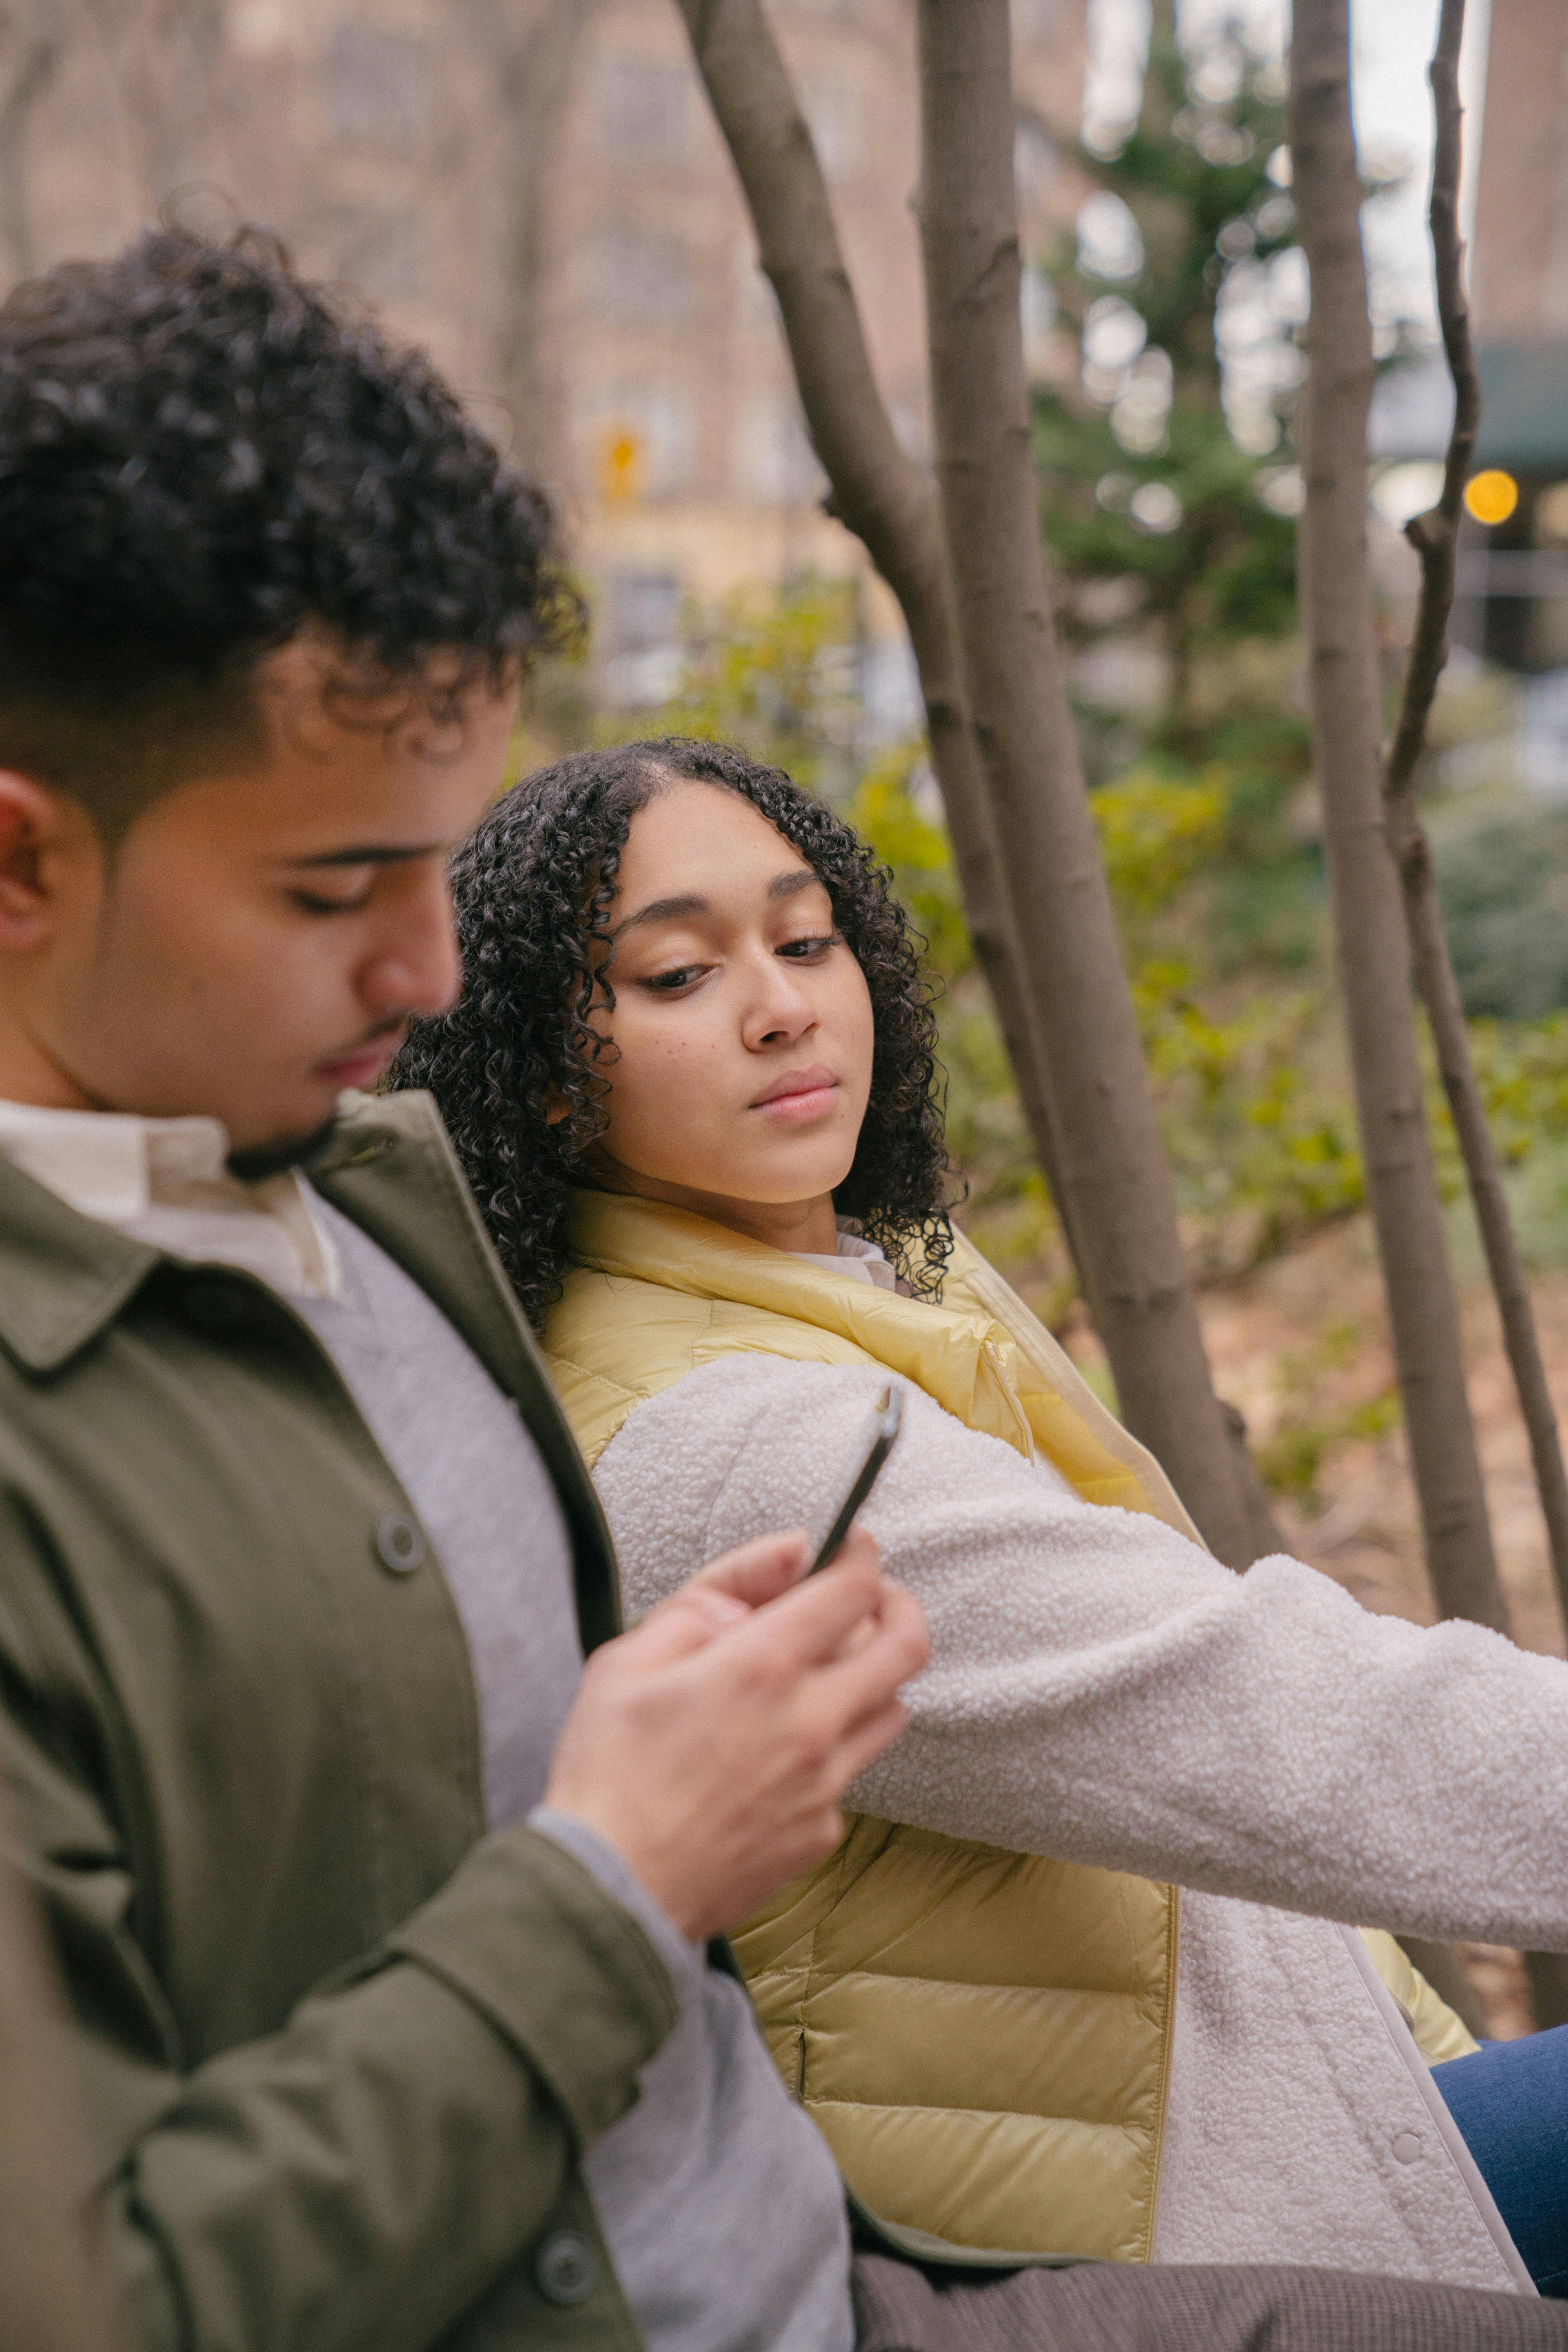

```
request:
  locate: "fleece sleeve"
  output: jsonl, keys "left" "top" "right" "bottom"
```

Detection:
{"left": 595, "top": 1354, "right": 1568, "bottom": 1951}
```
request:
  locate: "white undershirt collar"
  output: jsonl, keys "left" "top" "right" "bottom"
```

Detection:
{"left": 0, "top": 1097, "right": 341, "bottom": 1298}
{"left": 791, "top": 1221, "right": 899, "bottom": 1292}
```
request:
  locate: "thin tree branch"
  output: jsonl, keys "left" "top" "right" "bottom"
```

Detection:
{"left": 1290, "top": 0, "right": 1506, "bottom": 1630}
{"left": 914, "top": 0, "right": 1269, "bottom": 1564}
{"left": 674, "top": 0, "right": 1089, "bottom": 1299}
{"left": 679, "top": 0, "right": 1281, "bottom": 1562}
{"left": 1380, "top": 0, "right": 1568, "bottom": 1641}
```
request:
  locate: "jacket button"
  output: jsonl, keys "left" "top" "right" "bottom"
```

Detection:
{"left": 1391, "top": 2130, "right": 1424, "bottom": 2164}
{"left": 374, "top": 1510, "right": 426, "bottom": 1574}
{"left": 534, "top": 2230, "right": 598, "bottom": 2306}
{"left": 181, "top": 1277, "right": 252, "bottom": 1334}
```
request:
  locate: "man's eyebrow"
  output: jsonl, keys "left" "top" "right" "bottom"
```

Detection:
{"left": 285, "top": 843, "right": 444, "bottom": 869}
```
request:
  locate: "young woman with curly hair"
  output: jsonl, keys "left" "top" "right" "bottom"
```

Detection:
{"left": 393, "top": 734, "right": 1568, "bottom": 2303}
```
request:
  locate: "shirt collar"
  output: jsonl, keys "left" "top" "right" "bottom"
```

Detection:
{"left": 0, "top": 1098, "right": 231, "bottom": 1221}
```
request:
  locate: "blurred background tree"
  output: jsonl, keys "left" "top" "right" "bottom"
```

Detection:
{"left": 1035, "top": 0, "right": 1302, "bottom": 732}
{"left": 584, "top": 0, "right": 1568, "bottom": 1427}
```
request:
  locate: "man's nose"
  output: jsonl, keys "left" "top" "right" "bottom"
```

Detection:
{"left": 359, "top": 869, "right": 462, "bottom": 1019}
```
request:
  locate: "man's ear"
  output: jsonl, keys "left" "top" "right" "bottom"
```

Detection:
{"left": 0, "top": 771, "right": 93, "bottom": 950}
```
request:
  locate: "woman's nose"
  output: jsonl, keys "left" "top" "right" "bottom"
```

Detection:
{"left": 742, "top": 958, "right": 816, "bottom": 1048}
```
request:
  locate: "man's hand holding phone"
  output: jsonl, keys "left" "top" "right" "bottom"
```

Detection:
{"left": 544, "top": 1523, "right": 927, "bottom": 1942}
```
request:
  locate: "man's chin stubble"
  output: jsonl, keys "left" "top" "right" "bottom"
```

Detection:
{"left": 227, "top": 1115, "right": 344, "bottom": 1182}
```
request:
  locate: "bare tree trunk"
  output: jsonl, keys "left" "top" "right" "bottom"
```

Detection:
{"left": 912, "top": 0, "right": 1264, "bottom": 1566}
{"left": 673, "top": 0, "right": 1077, "bottom": 1283}
{"left": 1289, "top": 0, "right": 1506, "bottom": 1633}
{"left": 1379, "top": 0, "right": 1568, "bottom": 2031}
{"left": 1387, "top": 0, "right": 1568, "bottom": 1632}
{"left": 0, "top": 1813, "right": 108, "bottom": 2352}
{"left": 679, "top": 0, "right": 1281, "bottom": 1564}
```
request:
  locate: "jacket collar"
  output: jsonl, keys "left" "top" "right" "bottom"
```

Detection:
{"left": 568, "top": 1189, "right": 1201, "bottom": 1539}
{"left": 569, "top": 1189, "right": 1035, "bottom": 1454}
{"left": 0, "top": 1151, "right": 163, "bottom": 1374}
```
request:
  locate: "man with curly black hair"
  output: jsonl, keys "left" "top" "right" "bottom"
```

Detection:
{"left": 2, "top": 224, "right": 1564, "bottom": 2352}
{"left": 0, "top": 225, "right": 934, "bottom": 2352}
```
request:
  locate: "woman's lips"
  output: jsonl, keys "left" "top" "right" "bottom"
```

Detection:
{"left": 751, "top": 1065, "right": 839, "bottom": 1123}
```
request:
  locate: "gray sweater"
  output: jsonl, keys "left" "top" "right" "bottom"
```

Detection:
{"left": 290, "top": 1194, "right": 855, "bottom": 2352}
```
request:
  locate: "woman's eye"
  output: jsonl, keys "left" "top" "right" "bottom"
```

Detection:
{"left": 777, "top": 933, "right": 837, "bottom": 960}
{"left": 642, "top": 963, "right": 707, "bottom": 993}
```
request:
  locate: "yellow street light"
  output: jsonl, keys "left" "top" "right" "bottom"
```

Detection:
{"left": 1463, "top": 469, "right": 1519, "bottom": 526}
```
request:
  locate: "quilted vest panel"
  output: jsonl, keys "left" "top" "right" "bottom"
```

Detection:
{"left": 546, "top": 1194, "right": 1184, "bottom": 2258}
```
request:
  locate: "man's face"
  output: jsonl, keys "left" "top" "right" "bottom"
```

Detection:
{"left": 0, "top": 639, "right": 517, "bottom": 1152}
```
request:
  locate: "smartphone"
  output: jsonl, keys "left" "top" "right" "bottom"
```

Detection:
{"left": 808, "top": 1384, "right": 903, "bottom": 1573}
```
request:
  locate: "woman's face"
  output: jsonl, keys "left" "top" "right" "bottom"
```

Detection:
{"left": 582, "top": 781, "right": 875, "bottom": 1237}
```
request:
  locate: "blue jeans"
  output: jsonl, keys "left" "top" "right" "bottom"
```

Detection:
{"left": 1435, "top": 2028, "right": 1568, "bottom": 2297}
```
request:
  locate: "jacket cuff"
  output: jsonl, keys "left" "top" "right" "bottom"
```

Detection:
{"left": 528, "top": 1805, "right": 706, "bottom": 2000}
{"left": 387, "top": 1823, "right": 680, "bottom": 2148}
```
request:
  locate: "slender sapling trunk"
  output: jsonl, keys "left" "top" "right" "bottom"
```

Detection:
{"left": 1289, "top": 0, "right": 1507, "bottom": 1631}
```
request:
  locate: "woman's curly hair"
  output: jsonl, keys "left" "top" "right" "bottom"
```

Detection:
{"left": 390, "top": 736, "right": 955, "bottom": 1330}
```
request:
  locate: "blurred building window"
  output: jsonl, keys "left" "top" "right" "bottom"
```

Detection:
{"left": 1020, "top": 260, "right": 1057, "bottom": 363}
{"left": 765, "top": 0, "right": 862, "bottom": 20}
{"left": 1012, "top": 0, "right": 1059, "bottom": 40}
{"left": 586, "top": 227, "right": 695, "bottom": 324}
{"left": 322, "top": 22, "right": 433, "bottom": 157}
{"left": 738, "top": 244, "right": 780, "bottom": 328}
{"left": 322, "top": 204, "right": 426, "bottom": 303}
{"left": 603, "top": 569, "right": 682, "bottom": 652}
{"left": 600, "top": 570, "right": 685, "bottom": 707}
{"left": 583, "top": 385, "right": 696, "bottom": 499}
{"left": 889, "top": 390, "right": 931, "bottom": 465}
{"left": 1014, "top": 112, "right": 1058, "bottom": 211}
{"left": 736, "top": 388, "right": 826, "bottom": 504}
{"left": 1536, "top": 482, "right": 1568, "bottom": 545}
{"left": 598, "top": 55, "right": 690, "bottom": 165}
{"left": 799, "top": 74, "right": 862, "bottom": 185}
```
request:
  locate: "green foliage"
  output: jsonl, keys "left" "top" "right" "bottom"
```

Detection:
{"left": 1434, "top": 811, "right": 1568, "bottom": 1020}
{"left": 1256, "top": 1382, "right": 1403, "bottom": 1503}
{"left": 602, "top": 574, "right": 861, "bottom": 797}
{"left": 1032, "top": 9, "right": 1302, "bottom": 706}
{"left": 1091, "top": 764, "right": 1226, "bottom": 912}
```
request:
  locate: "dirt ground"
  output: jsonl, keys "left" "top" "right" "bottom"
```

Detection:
{"left": 1202, "top": 1218, "right": 1568, "bottom": 2039}
{"left": 1063, "top": 1212, "right": 1568, "bottom": 2039}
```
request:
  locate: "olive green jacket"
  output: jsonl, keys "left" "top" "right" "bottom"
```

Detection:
{"left": 0, "top": 1089, "right": 672, "bottom": 2352}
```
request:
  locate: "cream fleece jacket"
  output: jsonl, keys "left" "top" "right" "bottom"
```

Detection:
{"left": 594, "top": 1354, "right": 1568, "bottom": 2292}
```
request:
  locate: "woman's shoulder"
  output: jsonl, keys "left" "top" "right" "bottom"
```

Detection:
{"left": 544, "top": 1263, "right": 884, "bottom": 1468}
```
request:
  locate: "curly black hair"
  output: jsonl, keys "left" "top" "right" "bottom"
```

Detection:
{"left": 390, "top": 736, "right": 955, "bottom": 1330}
{"left": 0, "top": 224, "right": 577, "bottom": 836}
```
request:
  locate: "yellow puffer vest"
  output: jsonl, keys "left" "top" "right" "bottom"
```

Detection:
{"left": 546, "top": 1192, "right": 1475, "bottom": 2258}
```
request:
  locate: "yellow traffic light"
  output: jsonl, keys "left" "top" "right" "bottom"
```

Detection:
{"left": 601, "top": 428, "right": 642, "bottom": 503}
{"left": 1463, "top": 469, "right": 1519, "bottom": 525}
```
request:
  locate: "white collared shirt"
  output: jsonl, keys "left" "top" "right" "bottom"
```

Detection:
{"left": 792, "top": 1223, "right": 899, "bottom": 1291}
{"left": 0, "top": 1097, "right": 341, "bottom": 1298}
